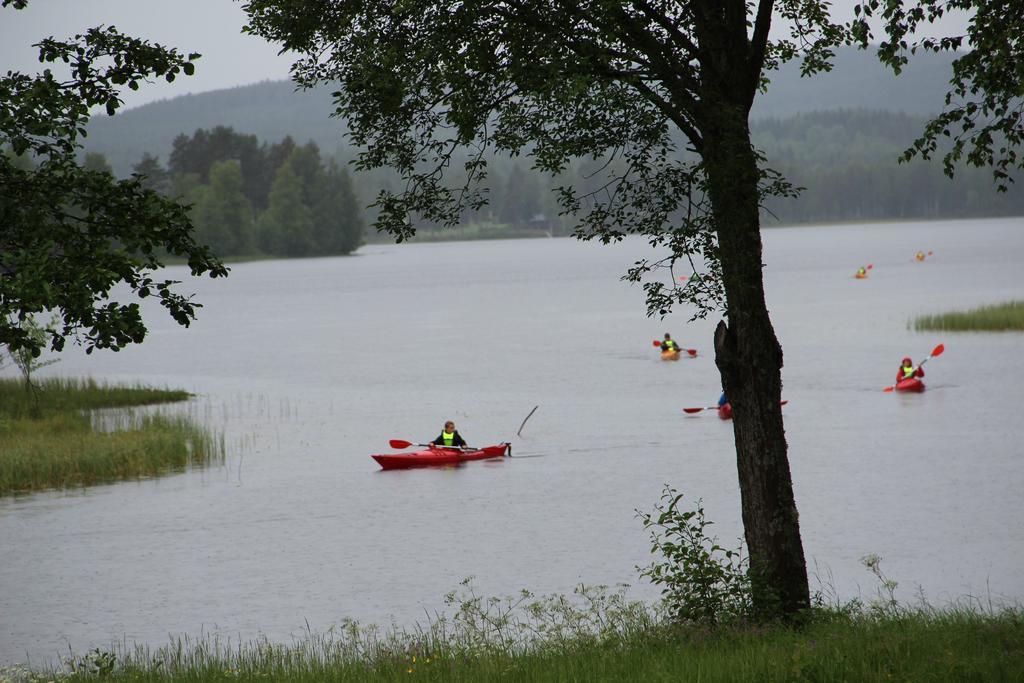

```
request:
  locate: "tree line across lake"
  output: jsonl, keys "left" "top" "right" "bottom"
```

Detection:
{"left": 123, "top": 129, "right": 364, "bottom": 258}
{"left": 95, "top": 109, "right": 1023, "bottom": 258}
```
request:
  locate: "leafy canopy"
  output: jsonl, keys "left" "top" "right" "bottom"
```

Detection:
{"left": 243, "top": 0, "right": 844, "bottom": 318}
{"left": 852, "top": 0, "right": 1024, "bottom": 189}
{"left": 1, "top": 0, "right": 227, "bottom": 356}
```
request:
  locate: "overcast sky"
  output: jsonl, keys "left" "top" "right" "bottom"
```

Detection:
{"left": 0, "top": 0, "right": 291, "bottom": 109}
{"left": 1, "top": 1, "right": 971, "bottom": 111}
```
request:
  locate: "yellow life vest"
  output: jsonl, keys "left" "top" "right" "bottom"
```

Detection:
{"left": 665, "top": 339, "right": 678, "bottom": 350}
{"left": 902, "top": 366, "right": 916, "bottom": 379}
{"left": 442, "top": 431, "right": 455, "bottom": 446}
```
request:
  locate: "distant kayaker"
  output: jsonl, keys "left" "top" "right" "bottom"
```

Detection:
{"left": 915, "top": 251, "right": 926, "bottom": 261}
{"left": 718, "top": 392, "right": 728, "bottom": 408}
{"left": 661, "top": 333, "right": 680, "bottom": 352}
{"left": 896, "top": 357, "right": 924, "bottom": 383}
{"left": 856, "top": 266, "right": 867, "bottom": 277}
{"left": 432, "top": 421, "right": 467, "bottom": 448}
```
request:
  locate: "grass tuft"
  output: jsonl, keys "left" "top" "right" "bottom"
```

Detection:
{"left": 0, "top": 377, "right": 222, "bottom": 495}
{"left": 913, "top": 300, "right": 1024, "bottom": 332}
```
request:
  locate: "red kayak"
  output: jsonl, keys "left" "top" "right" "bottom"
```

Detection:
{"left": 372, "top": 443, "right": 510, "bottom": 470}
{"left": 895, "top": 377, "right": 925, "bottom": 393}
{"left": 717, "top": 403, "right": 733, "bottom": 420}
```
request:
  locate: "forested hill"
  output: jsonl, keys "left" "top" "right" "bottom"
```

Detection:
{"left": 86, "top": 46, "right": 957, "bottom": 175}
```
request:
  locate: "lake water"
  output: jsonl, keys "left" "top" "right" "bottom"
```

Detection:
{"left": 2, "top": 217, "right": 1023, "bottom": 665}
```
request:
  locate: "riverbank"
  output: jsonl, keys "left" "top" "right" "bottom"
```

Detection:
{"left": 9, "top": 604, "right": 1022, "bottom": 681}
{"left": 0, "top": 378, "right": 223, "bottom": 495}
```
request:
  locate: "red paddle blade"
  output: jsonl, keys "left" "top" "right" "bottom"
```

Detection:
{"left": 652, "top": 340, "right": 662, "bottom": 347}
{"left": 781, "top": 400, "right": 788, "bottom": 406}
{"left": 930, "top": 343, "right": 945, "bottom": 358}
{"left": 682, "top": 407, "right": 707, "bottom": 413}
{"left": 883, "top": 386, "right": 895, "bottom": 393}
{"left": 389, "top": 439, "right": 414, "bottom": 449}
{"left": 686, "top": 349, "right": 698, "bottom": 356}
{"left": 867, "top": 264, "right": 874, "bottom": 269}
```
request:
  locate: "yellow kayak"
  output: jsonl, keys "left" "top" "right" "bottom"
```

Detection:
{"left": 661, "top": 349, "right": 681, "bottom": 361}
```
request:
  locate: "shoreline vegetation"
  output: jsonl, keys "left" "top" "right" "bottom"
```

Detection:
{"left": 0, "top": 377, "right": 223, "bottom": 495}
{"left": 4, "top": 585, "right": 1021, "bottom": 682}
{"left": 913, "top": 300, "right": 1024, "bottom": 332}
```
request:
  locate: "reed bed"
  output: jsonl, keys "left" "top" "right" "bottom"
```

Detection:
{"left": 913, "top": 300, "right": 1024, "bottom": 332}
{"left": 0, "top": 378, "right": 223, "bottom": 494}
{"left": 6, "top": 587, "right": 1021, "bottom": 682}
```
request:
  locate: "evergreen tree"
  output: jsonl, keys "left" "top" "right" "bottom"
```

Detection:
{"left": 499, "top": 164, "right": 543, "bottom": 225}
{"left": 189, "top": 160, "right": 254, "bottom": 256}
{"left": 82, "top": 152, "right": 113, "bottom": 175}
{"left": 259, "top": 158, "right": 314, "bottom": 256}
{"left": 313, "top": 161, "right": 364, "bottom": 254}
{"left": 131, "top": 153, "right": 170, "bottom": 194}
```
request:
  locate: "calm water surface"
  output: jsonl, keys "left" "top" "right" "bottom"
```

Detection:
{"left": 2, "top": 218, "right": 1023, "bottom": 664}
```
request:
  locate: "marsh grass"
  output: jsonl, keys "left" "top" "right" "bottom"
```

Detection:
{"left": 913, "top": 300, "right": 1024, "bottom": 332}
{"left": 9, "top": 585, "right": 1022, "bottom": 682}
{"left": 0, "top": 377, "right": 223, "bottom": 494}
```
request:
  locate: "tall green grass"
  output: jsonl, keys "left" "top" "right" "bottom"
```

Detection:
{"left": 8, "top": 587, "right": 1021, "bottom": 682}
{"left": 0, "top": 378, "right": 223, "bottom": 494}
{"left": 913, "top": 300, "right": 1024, "bottom": 332}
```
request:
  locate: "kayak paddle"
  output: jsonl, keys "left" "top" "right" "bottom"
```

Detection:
{"left": 651, "top": 340, "right": 698, "bottom": 356}
{"left": 883, "top": 343, "right": 944, "bottom": 392}
{"left": 683, "top": 400, "right": 787, "bottom": 414}
{"left": 388, "top": 438, "right": 482, "bottom": 453}
{"left": 389, "top": 439, "right": 427, "bottom": 449}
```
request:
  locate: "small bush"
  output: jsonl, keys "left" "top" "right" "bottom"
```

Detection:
{"left": 637, "top": 486, "right": 752, "bottom": 625}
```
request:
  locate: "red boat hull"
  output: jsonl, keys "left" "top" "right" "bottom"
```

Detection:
{"left": 372, "top": 443, "right": 509, "bottom": 470}
{"left": 895, "top": 378, "right": 925, "bottom": 393}
{"left": 717, "top": 403, "right": 733, "bottom": 420}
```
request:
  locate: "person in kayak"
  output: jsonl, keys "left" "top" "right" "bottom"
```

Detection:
{"left": 896, "top": 357, "right": 924, "bottom": 384}
{"left": 660, "top": 333, "right": 680, "bottom": 352}
{"left": 856, "top": 266, "right": 867, "bottom": 278}
{"left": 432, "top": 421, "right": 468, "bottom": 448}
{"left": 718, "top": 392, "right": 728, "bottom": 408}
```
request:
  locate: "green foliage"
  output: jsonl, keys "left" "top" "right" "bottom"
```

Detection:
{"left": 7, "top": 594, "right": 1023, "bottom": 682}
{"left": 189, "top": 160, "right": 255, "bottom": 256}
{"left": 0, "top": 377, "right": 221, "bottom": 494}
{"left": 3, "top": 315, "right": 60, "bottom": 392}
{"left": 913, "top": 300, "right": 1024, "bottom": 332}
{"left": 155, "top": 129, "right": 364, "bottom": 257}
{"left": 259, "top": 157, "right": 315, "bottom": 255}
{"left": 638, "top": 486, "right": 752, "bottom": 625}
{"left": 0, "top": 3, "right": 227, "bottom": 357}
{"left": 852, "top": 0, "right": 1024, "bottom": 189}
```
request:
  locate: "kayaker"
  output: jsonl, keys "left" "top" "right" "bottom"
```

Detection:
{"left": 856, "top": 266, "right": 867, "bottom": 277}
{"left": 432, "top": 421, "right": 467, "bottom": 448}
{"left": 896, "top": 357, "right": 924, "bottom": 383}
{"left": 661, "top": 333, "right": 680, "bottom": 352}
{"left": 915, "top": 251, "right": 926, "bottom": 261}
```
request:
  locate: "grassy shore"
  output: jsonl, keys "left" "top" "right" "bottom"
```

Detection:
{"left": 913, "top": 300, "right": 1024, "bottom": 332}
{"left": 10, "top": 606, "right": 1022, "bottom": 682}
{"left": 0, "top": 377, "right": 223, "bottom": 495}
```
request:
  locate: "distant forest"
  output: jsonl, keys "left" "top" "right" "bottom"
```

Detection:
{"left": 125, "top": 130, "right": 363, "bottom": 258}
{"left": 113, "top": 111, "right": 1022, "bottom": 253}
{"left": 79, "top": 47, "right": 1020, "bottom": 253}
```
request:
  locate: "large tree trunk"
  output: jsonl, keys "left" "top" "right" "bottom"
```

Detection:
{"left": 701, "top": 103, "right": 810, "bottom": 619}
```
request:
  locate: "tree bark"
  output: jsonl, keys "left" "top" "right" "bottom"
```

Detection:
{"left": 701, "top": 103, "right": 810, "bottom": 619}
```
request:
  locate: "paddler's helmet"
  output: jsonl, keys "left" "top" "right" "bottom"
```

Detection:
{"left": 901, "top": 357, "right": 912, "bottom": 366}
